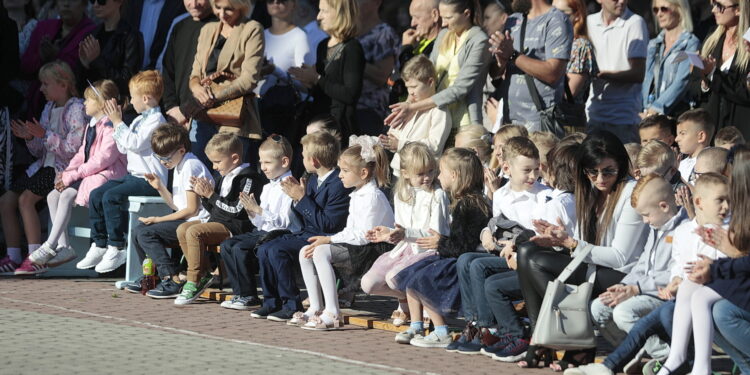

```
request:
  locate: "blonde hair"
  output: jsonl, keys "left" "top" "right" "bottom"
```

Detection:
{"left": 321, "top": 0, "right": 359, "bottom": 41}
{"left": 529, "top": 131, "right": 559, "bottom": 165}
{"left": 636, "top": 140, "right": 676, "bottom": 176}
{"left": 83, "top": 79, "right": 120, "bottom": 107}
{"left": 652, "top": 0, "right": 693, "bottom": 32}
{"left": 455, "top": 124, "right": 491, "bottom": 164}
{"left": 502, "top": 136, "right": 539, "bottom": 164}
{"left": 693, "top": 172, "right": 729, "bottom": 199}
{"left": 39, "top": 60, "right": 78, "bottom": 98}
{"left": 401, "top": 55, "right": 437, "bottom": 83}
{"left": 631, "top": 173, "right": 671, "bottom": 208}
{"left": 300, "top": 131, "right": 340, "bottom": 168}
{"left": 701, "top": 0, "right": 750, "bottom": 72}
{"left": 490, "top": 124, "right": 529, "bottom": 169}
{"left": 206, "top": 133, "right": 244, "bottom": 159}
{"left": 395, "top": 142, "right": 439, "bottom": 204}
{"left": 438, "top": 0, "right": 482, "bottom": 54}
{"left": 210, "top": 0, "right": 252, "bottom": 19}
{"left": 258, "top": 134, "right": 293, "bottom": 160}
{"left": 440, "top": 147, "right": 489, "bottom": 214}
{"left": 129, "top": 70, "right": 164, "bottom": 99}
{"left": 340, "top": 139, "right": 390, "bottom": 188}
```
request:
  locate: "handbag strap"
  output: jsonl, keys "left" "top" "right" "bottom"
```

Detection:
{"left": 556, "top": 243, "right": 595, "bottom": 283}
{"left": 519, "top": 16, "right": 546, "bottom": 112}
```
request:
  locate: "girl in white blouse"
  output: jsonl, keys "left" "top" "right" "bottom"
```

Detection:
{"left": 293, "top": 135, "right": 394, "bottom": 330}
{"left": 360, "top": 142, "right": 451, "bottom": 327}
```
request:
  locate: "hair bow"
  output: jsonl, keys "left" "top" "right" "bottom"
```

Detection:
{"left": 349, "top": 135, "right": 381, "bottom": 163}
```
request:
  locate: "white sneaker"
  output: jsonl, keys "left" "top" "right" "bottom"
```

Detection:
{"left": 395, "top": 328, "right": 423, "bottom": 344}
{"left": 409, "top": 331, "right": 452, "bottom": 348}
{"left": 76, "top": 244, "right": 107, "bottom": 269}
{"left": 48, "top": 245, "right": 77, "bottom": 267}
{"left": 563, "top": 363, "right": 614, "bottom": 375}
{"left": 94, "top": 246, "right": 126, "bottom": 273}
{"left": 28, "top": 243, "right": 58, "bottom": 265}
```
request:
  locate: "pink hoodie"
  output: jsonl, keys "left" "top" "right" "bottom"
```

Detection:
{"left": 61, "top": 116, "right": 127, "bottom": 206}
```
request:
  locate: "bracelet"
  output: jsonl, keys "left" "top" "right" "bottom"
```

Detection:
{"left": 508, "top": 50, "right": 520, "bottom": 62}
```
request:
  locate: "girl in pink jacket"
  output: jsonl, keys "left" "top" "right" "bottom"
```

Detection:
{"left": 27, "top": 80, "right": 127, "bottom": 270}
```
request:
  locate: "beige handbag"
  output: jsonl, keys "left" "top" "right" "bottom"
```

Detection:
{"left": 202, "top": 72, "right": 246, "bottom": 128}
{"left": 531, "top": 244, "right": 597, "bottom": 350}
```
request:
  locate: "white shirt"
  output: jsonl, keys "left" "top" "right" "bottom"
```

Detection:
{"left": 220, "top": 163, "right": 250, "bottom": 197}
{"left": 112, "top": 106, "right": 168, "bottom": 182}
{"left": 330, "top": 180, "right": 395, "bottom": 246}
{"left": 250, "top": 171, "right": 300, "bottom": 232}
{"left": 679, "top": 156, "right": 696, "bottom": 185}
{"left": 389, "top": 187, "right": 451, "bottom": 257}
{"left": 389, "top": 107, "right": 451, "bottom": 176}
{"left": 586, "top": 9, "right": 648, "bottom": 126}
{"left": 258, "top": 27, "right": 312, "bottom": 96}
{"left": 139, "top": 0, "right": 166, "bottom": 68}
{"left": 670, "top": 219, "right": 728, "bottom": 280}
{"left": 172, "top": 152, "right": 213, "bottom": 221}
{"left": 491, "top": 181, "right": 551, "bottom": 229}
{"left": 533, "top": 189, "right": 576, "bottom": 235}
{"left": 303, "top": 20, "right": 328, "bottom": 64}
{"left": 316, "top": 169, "right": 334, "bottom": 188}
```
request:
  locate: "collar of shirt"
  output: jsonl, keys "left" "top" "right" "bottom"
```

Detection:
{"left": 224, "top": 163, "right": 250, "bottom": 181}
{"left": 175, "top": 151, "right": 193, "bottom": 171}
{"left": 317, "top": 169, "right": 334, "bottom": 188}
{"left": 594, "top": 8, "right": 631, "bottom": 29}
{"left": 271, "top": 170, "right": 292, "bottom": 184}
{"left": 140, "top": 106, "right": 161, "bottom": 119}
{"left": 350, "top": 179, "right": 377, "bottom": 198}
{"left": 500, "top": 181, "right": 546, "bottom": 201}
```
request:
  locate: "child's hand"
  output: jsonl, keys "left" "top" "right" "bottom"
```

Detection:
{"left": 55, "top": 180, "right": 66, "bottom": 191}
{"left": 658, "top": 277, "right": 682, "bottom": 300}
{"left": 498, "top": 240, "right": 514, "bottom": 259}
{"left": 389, "top": 224, "right": 406, "bottom": 244}
{"left": 507, "top": 252, "right": 518, "bottom": 270}
{"left": 484, "top": 97, "right": 499, "bottom": 126}
{"left": 190, "top": 176, "right": 213, "bottom": 198}
{"left": 366, "top": 225, "right": 392, "bottom": 243}
{"left": 687, "top": 254, "right": 713, "bottom": 285}
{"left": 144, "top": 173, "right": 163, "bottom": 191}
{"left": 378, "top": 133, "right": 399, "bottom": 152}
{"left": 481, "top": 229, "right": 496, "bottom": 251}
{"left": 239, "top": 192, "right": 261, "bottom": 216}
{"left": 139, "top": 216, "right": 159, "bottom": 225}
{"left": 599, "top": 284, "right": 637, "bottom": 307}
{"left": 26, "top": 118, "right": 46, "bottom": 138}
{"left": 10, "top": 119, "right": 33, "bottom": 140}
{"left": 280, "top": 176, "right": 306, "bottom": 202}
{"left": 103, "top": 98, "right": 123, "bottom": 125}
{"left": 304, "top": 236, "right": 331, "bottom": 257}
{"left": 484, "top": 167, "right": 501, "bottom": 193}
{"left": 416, "top": 229, "right": 441, "bottom": 249}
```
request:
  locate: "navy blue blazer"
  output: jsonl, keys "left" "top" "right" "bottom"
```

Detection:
{"left": 292, "top": 169, "right": 352, "bottom": 238}
{"left": 709, "top": 255, "right": 750, "bottom": 312}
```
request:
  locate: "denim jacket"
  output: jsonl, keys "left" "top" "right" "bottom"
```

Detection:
{"left": 642, "top": 30, "right": 700, "bottom": 115}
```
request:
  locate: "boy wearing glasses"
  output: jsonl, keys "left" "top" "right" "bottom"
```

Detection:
{"left": 674, "top": 109, "right": 715, "bottom": 185}
{"left": 80, "top": 71, "right": 168, "bottom": 273}
{"left": 129, "top": 124, "right": 213, "bottom": 299}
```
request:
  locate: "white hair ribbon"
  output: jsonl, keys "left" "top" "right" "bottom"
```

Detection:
{"left": 348, "top": 135, "right": 381, "bottom": 163}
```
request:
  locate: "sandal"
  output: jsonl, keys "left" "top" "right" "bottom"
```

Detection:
{"left": 549, "top": 348, "right": 595, "bottom": 372}
{"left": 518, "top": 345, "right": 555, "bottom": 368}
{"left": 287, "top": 311, "right": 320, "bottom": 326}
{"left": 302, "top": 311, "right": 344, "bottom": 331}
{"left": 391, "top": 309, "right": 409, "bottom": 327}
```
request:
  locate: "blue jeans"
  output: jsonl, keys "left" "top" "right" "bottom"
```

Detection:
{"left": 604, "top": 301, "right": 676, "bottom": 371}
{"left": 456, "top": 252, "right": 509, "bottom": 326}
{"left": 190, "top": 119, "right": 218, "bottom": 170}
{"left": 713, "top": 299, "right": 750, "bottom": 375}
{"left": 89, "top": 175, "right": 159, "bottom": 248}
{"left": 484, "top": 271, "right": 525, "bottom": 338}
{"left": 133, "top": 220, "right": 184, "bottom": 278}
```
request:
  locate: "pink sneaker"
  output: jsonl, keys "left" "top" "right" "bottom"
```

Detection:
{"left": 14, "top": 257, "right": 48, "bottom": 275}
{"left": 0, "top": 256, "right": 21, "bottom": 276}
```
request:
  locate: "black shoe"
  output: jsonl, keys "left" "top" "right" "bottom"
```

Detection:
{"left": 250, "top": 305, "right": 279, "bottom": 319}
{"left": 266, "top": 309, "right": 295, "bottom": 322}
{"left": 123, "top": 277, "right": 145, "bottom": 293}
{"left": 146, "top": 279, "right": 183, "bottom": 299}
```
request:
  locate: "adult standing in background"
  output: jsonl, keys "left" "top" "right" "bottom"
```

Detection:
{"left": 554, "top": 0, "right": 596, "bottom": 107}
{"left": 162, "top": 0, "right": 215, "bottom": 166}
{"left": 586, "top": 0, "right": 648, "bottom": 144}
{"left": 123, "top": 0, "right": 186, "bottom": 69}
{"left": 641, "top": 0, "right": 699, "bottom": 118}
{"left": 295, "top": 0, "right": 327, "bottom": 64}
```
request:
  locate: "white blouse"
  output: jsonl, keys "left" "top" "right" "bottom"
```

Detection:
{"left": 330, "top": 180, "right": 395, "bottom": 246}
{"left": 389, "top": 186, "right": 451, "bottom": 257}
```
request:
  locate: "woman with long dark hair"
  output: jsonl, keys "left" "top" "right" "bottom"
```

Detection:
{"left": 516, "top": 131, "right": 648, "bottom": 370}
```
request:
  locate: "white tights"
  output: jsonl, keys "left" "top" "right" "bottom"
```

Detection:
{"left": 658, "top": 279, "right": 723, "bottom": 375}
{"left": 45, "top": 188, "right": 77, "bottom": 249}
{"left": 299, "top": 244, "right": 341, "bottom": 319}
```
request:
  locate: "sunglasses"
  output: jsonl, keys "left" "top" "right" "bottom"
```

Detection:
{"left": 689, "top": 169, "right": 706, "bottom": 183}
{"left": 584, "top": 168, "right": 619, "bottom": 178}
{"left": 268, "top": 133, "right": 286, "bottom": 143}
{"left": 88, "top": 0, "right": 108, "bottom": 5}
{"left": 711, "top": 1, "right": 739, "bottom": 13}
{"left": 652, "top": 6, "right": 672, "bottom": 13}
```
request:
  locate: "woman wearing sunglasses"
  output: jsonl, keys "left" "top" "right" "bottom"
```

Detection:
{"left": 78, "top": 0, "right": 143, "bottom": 98}
{"left": 699, "top": 0, "right": 750, "bottom": 141}
{"left": 514, "top": 131, "right": 649, "bottom": 370}
{"left": 641, "top": 0, "right": 699, "bottom": 118}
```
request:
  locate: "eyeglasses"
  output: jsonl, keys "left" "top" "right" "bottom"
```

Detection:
{"left": 88, "top": 0, "right": 108, "bottom": 5}
{"left": 154, "top": 150, "right": 178, "bottom": 164}
{"left": 711, "top": 1, "right": 739, "bottom": 13}
{"left": 652, "top": 6, "right": 672, "bottom": 13}
{"left": 584, "top": 168, "right": 619, "bottom": 178}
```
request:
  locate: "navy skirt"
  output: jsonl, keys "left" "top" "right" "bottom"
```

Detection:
{"left": 393, "top": 254, "right": 461, "bottom": 318}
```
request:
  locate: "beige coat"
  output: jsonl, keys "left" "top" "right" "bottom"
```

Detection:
{"left": 191, "top": 20, "right": 265, "bottom": 139}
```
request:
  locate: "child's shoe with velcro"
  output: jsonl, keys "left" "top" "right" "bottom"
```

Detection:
{"left": 410, "top": 331, "right": 452, "bottom": 348}
{"left": 28, "top": 243, "right": 58, "bottom": 265}
{"left": 146, "top": 278, "right": 183, "bottom": 299}
{"left": 48, "top": 245, "right": 76, "bottom": 267}
{"left": 395, "top": 328, "right": 424, "bottom": 344}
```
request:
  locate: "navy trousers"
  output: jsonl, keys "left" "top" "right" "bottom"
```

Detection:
{"left": 220, "top": 230, "right": 267, "bottom": 298}
{"left": 256, "top": 234, "right": 308, "bottom": 311}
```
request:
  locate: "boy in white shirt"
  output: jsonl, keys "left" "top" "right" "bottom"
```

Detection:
{"left": 128, "top": 124, "right": 213, "bottom": 299}
{"left": 218, "top": 135, "right": 300, "bottom": 310}
{"left": 79, "top": 70, "right": 169, "bottom": 273}
{"left": 675, "top": 109, "right": 715, "bottom": 185}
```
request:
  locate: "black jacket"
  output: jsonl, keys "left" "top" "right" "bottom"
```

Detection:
{"left": 82, "top": 21, "right": 143, "bottom": 96}
{"left": 162, "top": 14, "right": 216, "bottom": 114}
{"left": 437, "top": 196, "right": 491, "bottom": 258}
{"left": 201, "top": 166, "right": 264, "bottom": 236}
{"left": 123, "top": 0, "right": 186, "bottom": 69}
{"left": 703, "top": 34, "right": 750, "bottom": 141}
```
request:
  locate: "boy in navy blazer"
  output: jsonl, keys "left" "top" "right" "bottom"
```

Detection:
{"left": 251, "top": 132, "right": 351, "bottom": 321}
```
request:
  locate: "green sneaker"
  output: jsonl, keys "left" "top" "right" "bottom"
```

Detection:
{"left": 174, "top": 275, "right": 216, "bottom": 306}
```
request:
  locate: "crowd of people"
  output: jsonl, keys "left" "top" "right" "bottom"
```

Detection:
{"left": 1, "top": 0, "right": 750, "bottom": 373}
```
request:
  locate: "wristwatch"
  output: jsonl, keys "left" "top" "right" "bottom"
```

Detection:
{"left": 508, "top": 50, "right": 521, "bottom": 62}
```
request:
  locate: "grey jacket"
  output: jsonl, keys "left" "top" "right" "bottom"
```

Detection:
{"left": 620, "top": 208, "right": 688, "bottom": 296}
{"left": 430, "top": 26, "right": 491, "bottom": 125}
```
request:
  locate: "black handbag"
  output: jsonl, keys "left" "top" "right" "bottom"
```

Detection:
{"left": 519, "top": 16, "right": 586, "bottom": 137}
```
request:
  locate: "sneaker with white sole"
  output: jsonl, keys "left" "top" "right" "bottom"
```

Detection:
{"left": 221, "top": 295, "right": 261, "bottom": 310}
{"left": 395, "top": 328, "right": 424, "bottom": 344}
{"left": 94, "top": 246, "right": 126, "bottom": 273}
{"left": 14, "top": 257, "right": 48, "bottom": 275}
{"left": 0, "top": 256, "right": 22, "bottom": 275}
{"left": 174, "top": 275, "right": 216, "bottom": 306}
{"left": 410, "top": 331, "right": 452, "bottom": 348}
{"left": 76, "top": 244, "right": 107, "bottom": 269}
{"left": 47, "top": 245, "right": 77, "bottom": 267}
{"left": 28, "top": 243, "right": 58, "bottom": 265}
{"left": 563, "top": 363, "right": 614, "bottom": 375}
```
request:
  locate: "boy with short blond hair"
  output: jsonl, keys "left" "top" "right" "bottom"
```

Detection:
{"left": 675, "top": 109, "right": 715, "bottom": 184}
{"left": 529, "top": 131, "right": 559, "bottom": 184}
{"left": 252, "top": 131, "right": 351, "bottom": 321}
{"left": 714, "top": 126, "right": 745, "bottom": 150}
{"left": 635, "top": 140, "right": 685, "bottom": 191}
{"left": 79, "top": 70, "right": 168, "bottom": 273}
